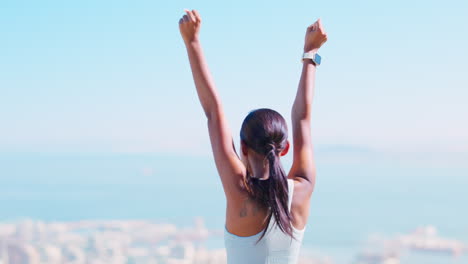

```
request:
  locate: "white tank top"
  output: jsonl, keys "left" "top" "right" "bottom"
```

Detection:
{"left": 224, "top": 179, "right": 306, "bottom": 264}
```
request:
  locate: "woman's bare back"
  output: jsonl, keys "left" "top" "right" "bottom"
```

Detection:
{"left": 225, "top": 175, "right": 310, "bottom": 237}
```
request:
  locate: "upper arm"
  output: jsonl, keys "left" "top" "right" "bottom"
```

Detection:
{"left": 207, "top": 109, "right": 246, "bottom": 198}
{"left": 288, "top": 117, "right": 316, "bottom": 197}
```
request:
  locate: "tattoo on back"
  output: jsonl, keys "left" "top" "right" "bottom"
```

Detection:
{"left": 239, "top": 198, "right": 260, "bottom": 218}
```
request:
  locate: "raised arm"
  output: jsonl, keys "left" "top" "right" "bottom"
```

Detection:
{"left": 179, "top": 10, "right": 245, "bottom": 197}
{"left": 289, "top": 19, "right": 328, "bottom": 196}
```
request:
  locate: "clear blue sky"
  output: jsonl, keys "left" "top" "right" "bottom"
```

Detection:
{"left": 1, "top": 0, "right": 467, "bottom": 162}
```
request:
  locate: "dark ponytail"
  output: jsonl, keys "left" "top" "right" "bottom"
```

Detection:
{"left": 240, "top": 108, "right": 293, "bottom": 243}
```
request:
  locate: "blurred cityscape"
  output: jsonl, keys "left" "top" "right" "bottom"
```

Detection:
{"left": 0, "top": 218, "right": 331, "bottom": 264}
{"left": 354, "top": 225, "right": 467, "bottom": 264}
{"left": 0, "top": 219, "right": 466, "bottom": 264}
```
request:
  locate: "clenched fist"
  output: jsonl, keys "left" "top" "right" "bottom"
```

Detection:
{"left": 304, "top": 19, "right": 328, "bottom": 53}
{"left": 179, "top": 9, "right": 202, "bottom": 44}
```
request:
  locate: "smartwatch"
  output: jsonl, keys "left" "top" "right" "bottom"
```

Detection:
{"left": 302, "top": 52, "right": 321, "bottom": 66}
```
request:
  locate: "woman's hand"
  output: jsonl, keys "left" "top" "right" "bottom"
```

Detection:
{"left": 179, "top": 9, "right": 202, "bottom": 44}
{"left": 304, "top": 19, "right": 328, "bottom": 53}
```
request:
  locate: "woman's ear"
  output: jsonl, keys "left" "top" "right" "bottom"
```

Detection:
{"left": 279, "top": 140, "right": 290, "bottom": 156}
{"left": 240, "top": 140, "right": 249, "bottom": 156}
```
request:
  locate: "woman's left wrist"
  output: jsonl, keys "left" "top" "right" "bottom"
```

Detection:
{"left": 185, "top": 37, "right": 200, "bottom": 46}
{"left": 303, "top": 48, "right": 319, "bottom": 54}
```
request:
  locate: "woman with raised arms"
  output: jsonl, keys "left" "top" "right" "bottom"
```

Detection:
{"left": 178, "top": 9, "right": 328, "bottom": 264}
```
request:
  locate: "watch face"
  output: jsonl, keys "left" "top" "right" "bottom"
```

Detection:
{"left": 314, "top": 54, "right": 322, "bottom": 65}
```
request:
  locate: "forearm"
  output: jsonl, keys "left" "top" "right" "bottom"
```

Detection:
{"left": 292, "top": 59, "right": 316, "bottom": 121}
{"left": 185, "top": 40, "right": 221, "bottom": 119}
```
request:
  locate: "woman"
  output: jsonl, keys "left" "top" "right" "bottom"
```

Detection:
{"left": 179, "top": 9, "right": 327, "bottom": 264}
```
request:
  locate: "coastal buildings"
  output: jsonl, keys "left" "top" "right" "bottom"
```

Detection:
{"left": 0, "top": 220, "right": 466, "bottom": 264}
{"left": 0, "top": 219, "right": 323, "bottom": 264}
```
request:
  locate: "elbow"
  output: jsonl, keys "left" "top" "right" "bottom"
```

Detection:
{"left": 205, "top": 102, "right": 222, "bottom": 121}
{"left": 291, "top": 100, "right": 313, "bottom": 120}
{"left": 205, "top": 110, "right": 214, "bottom": 121}
{"left": 291, "top": 107, "right": 312, "bottom": 121}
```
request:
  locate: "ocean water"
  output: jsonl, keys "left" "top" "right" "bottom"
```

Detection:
{"left": 0, "top": 151, "right": 466, "bottom": 263}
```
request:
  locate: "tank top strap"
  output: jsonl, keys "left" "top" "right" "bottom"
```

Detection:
{"left": 287, "top": 179, "right": 294, "bottom": 212}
